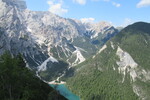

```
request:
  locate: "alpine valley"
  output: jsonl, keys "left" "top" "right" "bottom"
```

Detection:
{"left": 0, "top": 0, "right": 150, "bottom": 100}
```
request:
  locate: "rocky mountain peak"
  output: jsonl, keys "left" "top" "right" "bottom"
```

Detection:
{"left": 14, "top": 0, "right": 27, "bottom": 10}
{"left": 1, "top": 0, "right": 27, "bottom": 10}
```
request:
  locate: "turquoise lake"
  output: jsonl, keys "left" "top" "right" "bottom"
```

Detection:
{"left": 50, "top": 84, "right": 80, "bottom": 100}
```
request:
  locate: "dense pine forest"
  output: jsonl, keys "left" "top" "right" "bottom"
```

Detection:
{"left": 0, "top": 53, "right": 66, "bottom": 100}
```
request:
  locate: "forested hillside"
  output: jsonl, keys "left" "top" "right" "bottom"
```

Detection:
{"left": 66, "top": 22, "right": 150, "bottom": 100}
{"left": 0, "top": 53, "right": 67, "bottom": 100}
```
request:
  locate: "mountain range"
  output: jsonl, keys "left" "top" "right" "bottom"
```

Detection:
{"left": 0, "top": 0, "right": 150, "bottom": 100}
{"left": 0, "top": 0, "right": 118, "bottom": 81}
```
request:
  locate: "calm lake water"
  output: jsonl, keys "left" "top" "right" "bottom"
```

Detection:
{"left": 50, "top": 84, "right": 80, "bottom": 100}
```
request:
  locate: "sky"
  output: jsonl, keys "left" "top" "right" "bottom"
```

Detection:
{"left": 25, "top": 0, "right": 150, "bottom": 27}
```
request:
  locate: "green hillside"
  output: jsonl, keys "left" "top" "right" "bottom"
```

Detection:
{"left": 0, "top": 53, "right": 67, "bottom": 100}
{"left": 66, "top": 22, "right": 150, "bottom": 100}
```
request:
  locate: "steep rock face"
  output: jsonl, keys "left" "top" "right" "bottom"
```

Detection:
{"left": 0, "top": 0, "right": 118, "bottom": 81}
{"left": 23, "top": 11, "right": 81, "bottom": 45}
{"left": 0, "top": 0, "right": 32, "bottom": 54}
{"left": 0, "top": 0, "right": 47, "bottom": 70}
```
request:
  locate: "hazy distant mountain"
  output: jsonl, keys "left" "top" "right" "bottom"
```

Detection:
{"left": 66, "top": 22, "right": 150, "bottom": 100}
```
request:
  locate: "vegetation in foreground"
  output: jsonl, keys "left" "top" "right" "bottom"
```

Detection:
{"left": 0, "top": 53, "right": 67, "bottom": 100}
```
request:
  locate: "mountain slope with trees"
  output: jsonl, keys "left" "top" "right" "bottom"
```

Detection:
{"left": 65, "top": 22, "right": 150, "bottom": 100}
{"left": 0, "top": 53, "right": 67, "bottom": 100}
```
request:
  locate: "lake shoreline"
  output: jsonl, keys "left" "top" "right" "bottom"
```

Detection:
{"left": 49, "top": 84, "right": 80, "bottom": 100}
{"left": 48, "top": 80, "right": 66, "bottom": 85}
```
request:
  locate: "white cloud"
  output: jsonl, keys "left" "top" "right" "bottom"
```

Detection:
{"left": 73, "top": 0, "right": 120, "bottom": 7}
{"left": 137, "top": 0, "right": 150, "bottom": 8}
{"left": 80, "top": 17, "right": 95, "bottom": 23}
{"left": 122, "top": 18, "right": 134, "bottom": 27}
{"left": 112, "top": 2, "right": 121, "bottom": 7}
{"left": 100, "top": 0, "right": 121, "bottom": 7}
{"left": 47, "top": 1, "right": 54, "bottom": 5}
{"left": 47, "top": 0, "right": 68, "bottom": 15}
{"left": 73, "top": 0, "right": 86, "bottom": 5}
